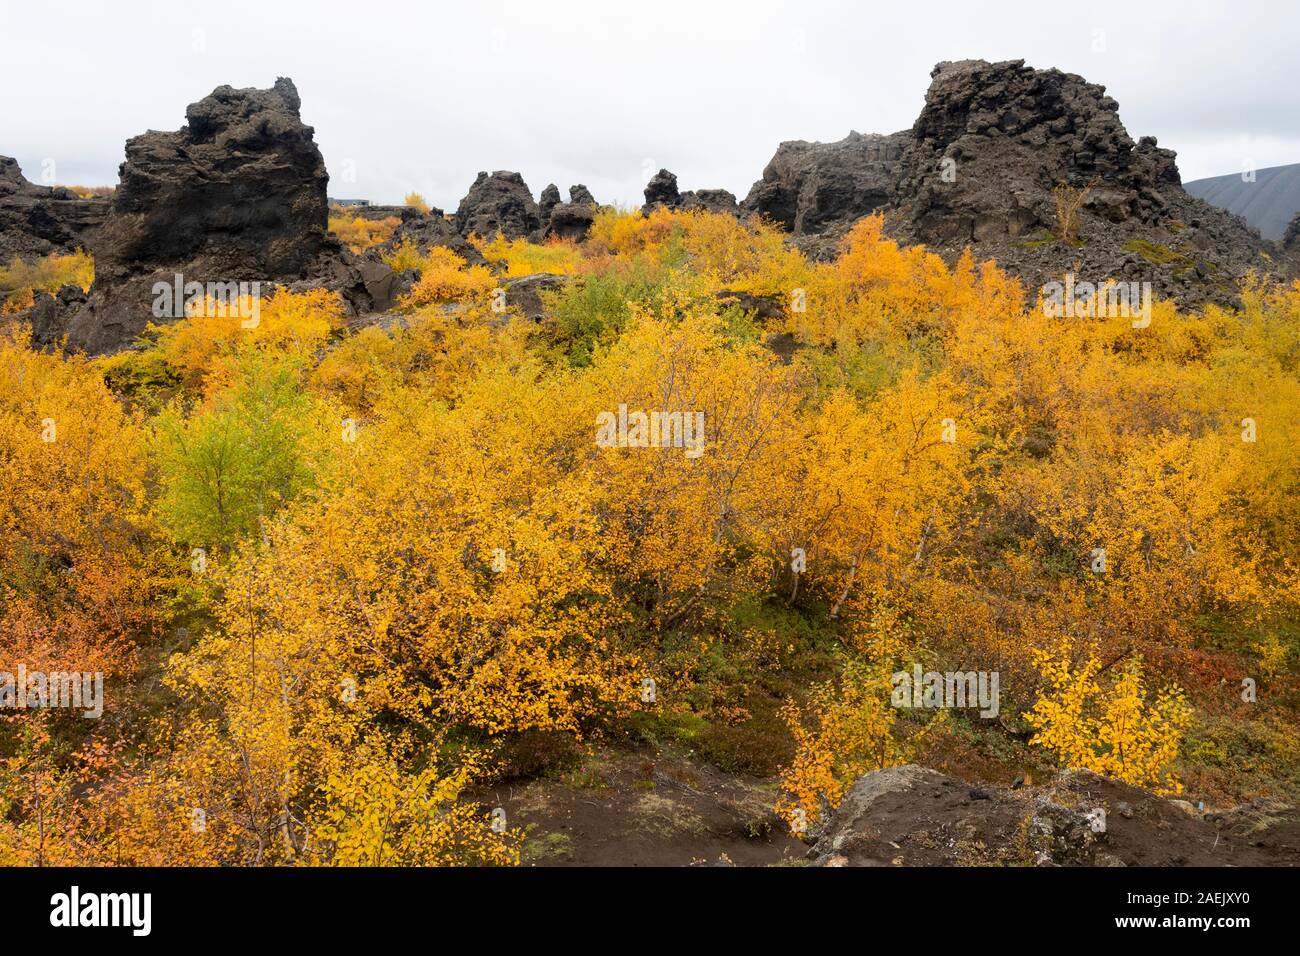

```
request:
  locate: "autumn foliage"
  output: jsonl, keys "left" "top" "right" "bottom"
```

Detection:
{"left": 3, "top": 207, "right": 1299, "bottom": 864}
{"left": 328, "top": 213, "right": 401, "bottom": 253}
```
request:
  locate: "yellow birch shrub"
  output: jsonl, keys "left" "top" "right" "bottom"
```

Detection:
{"left": 1026, "top": 649, "right": 1192, "bottom": 793}
{"left": 777, "top": 661, "right": 905, "bottom": 834}
{"left": 400, "top": 247, "right": 496, "bottom": 306}
{"left": 329, "top": 214, "right": 401, "bottom": 252}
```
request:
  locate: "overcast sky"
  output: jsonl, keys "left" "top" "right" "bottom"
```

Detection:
{"left": 2, "top": 0, "right": 1296, "bottom": 209}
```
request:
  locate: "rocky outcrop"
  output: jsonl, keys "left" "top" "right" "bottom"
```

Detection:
{"left": 11, "top": 284, "right": 89, "bottom": 348}
{"left": 538, "top": 183, "right": 562, "bottom": 223}
{"left": 48, "top": 78, "right": 404, "bottom": 354}
{"left": 1283, "top": 210, "right": 1300, "bottom": 252}
{"left": 644, "top": 169, "right": 740, "bottom": 217}
{"left": 24, "top": 58, "right": 1294, "bottom": 354}
{"left": 499, "top": 273, "right": 567, "bottom": 322}
{"left": 679, "top": 188, "right": 739, "bottom": 215}
{"left": 455, "top": 170, "right": 541, "bottom": 240}
{"left": 544, "top": 184, "right": 600, "bottom": 241}
{"left": 643, "top": 168, "right": 681, "bottom": 211}
{"left": 809, "top": 764, "right": 1300, "bottom": 867}
{"left": 744, "top": 59, "right": 1290, "bottom": 309}
{"left": 398, "top": 174, "right": 591, "bottom": 247}
{"left": 742, "top": 131, "right": 904, "bottom": 237}
{"left": 893, "top": 59, "right": 1279, "bottom": 309}
{"left": 330, "top": 203, "right": 423, "bottom": 223}
{"left": 93, "top": 77, "right": 329, "bottom": 280}
{"left": 380, "top": 206, "right": 485, "bottom": 266}
{"left": 0, "top": 156, "right": 109, "bottom": 261}
{"left": 294, "top": 251, "right": 408, "bottom": 316}
{"left": 568, "top": 184, "right": 596, "bottom": 207}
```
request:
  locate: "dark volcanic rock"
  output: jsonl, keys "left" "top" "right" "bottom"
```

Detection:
{"left": 893, "top": 58, "right": 1181, "bottom": 242}
{"left": 499, "top": 272, "right": 567, "bottom": 322}
{"left": 11, "top": 284, "right": 88, "bottom": 348}
{"left": 888, "top": 58, "right": 1279, "bottom": 309}
{"left": 809, "top": 764, "right": 1300, "bottom": 867}
{"left": 455, "top": 170, "right": 541, "bottom": 240}
{"left": 60, "top": 77, "right": 376, "bottom": 354}
{"left": 297, "top": 248, "right": 409, "bottom": 315}
{"left": 544, "top": 184, "right": 600, "bottom": 241}
{"left": 538, "top": 183, "right": 562, "bottom": 222}
{"left": 0, "top": 156, "right": 109, "bottom": 261}
{"left": 380, "top": 207, "right": 486, "bottom": 266}
{"left": 742, "top": 131, "right": 905, "bottom": 237}
{"left": 10, "top": 291, "right": 63, "bottom": 346}
{"left": 568, "top": 183, "right": 596, "bottom": 207}
{"left": 644, "top": 169, "right": 740, "bottom": 217}
{"left": 680, "top": 188, "right": 739, "bottom": 215}
{"left": 643, "top": 168, "right": 681, "bottom": 210}
{"left": 97, "top": 77, "right": 328, "bottom": 279}
{"left": 332, "top": 203, "right": 423, "bottom": 223}
{"left": 1284, "top": 210, "right": 1300, "bottom": 252}
{"left": 744, "top": 58, "right": 1291, "bottom": 308}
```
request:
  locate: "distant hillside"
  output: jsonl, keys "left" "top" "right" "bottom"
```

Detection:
{"left": 1185, "top": 163, "right": 1300, "bottom": 240}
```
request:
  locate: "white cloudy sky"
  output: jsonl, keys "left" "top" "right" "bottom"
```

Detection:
{"left": 1, "top": 0, "right": 1295, "bottom": 208}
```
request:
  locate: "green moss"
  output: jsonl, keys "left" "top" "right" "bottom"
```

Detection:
{"left": 1021, "top": 232, "right": 1058, "bottom": 249}
{"left": 1123, "top": 238, "right": 1187, "bottom": 265}
{"left": 617, "top": 710, "right": 709, "bottom": 747}
{"left": 521, "top": 828, "right": 572, "bottom": 863}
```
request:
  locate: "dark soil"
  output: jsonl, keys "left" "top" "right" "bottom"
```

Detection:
{"left": 481, "top": 745, "right": 806, "bottom": 867}
{"left": 479, "top": 747, "right": 1300, "bottom": 867}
